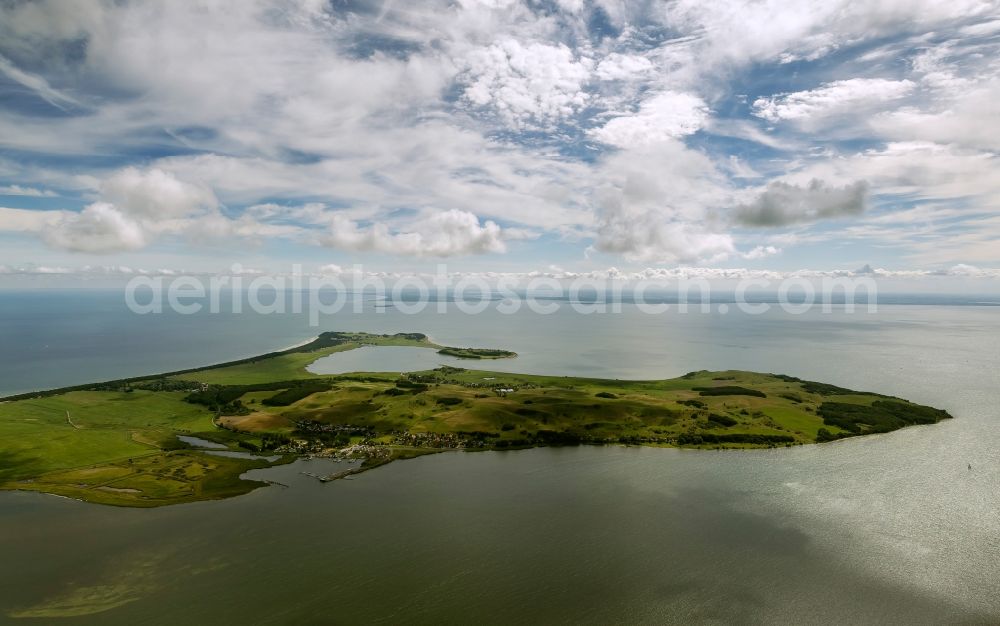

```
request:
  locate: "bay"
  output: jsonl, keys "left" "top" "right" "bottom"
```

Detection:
{"left": 0, "top": 290, "right": 998, "bottom": 623}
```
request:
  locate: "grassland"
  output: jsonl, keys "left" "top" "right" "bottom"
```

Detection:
{"left": 214, "top": 367, "right": 949, "bottom": 449}
{"left": 436, "top": 347, "right": 518, "bottom": 359}
{"left": 0, "top": 332, "right": 952, "bottom": 507}
{"left": 0, "top": 389, "right": 280, "bottom": 506}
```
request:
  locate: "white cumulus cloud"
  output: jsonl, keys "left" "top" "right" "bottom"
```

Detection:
{"left": 594, "top": 53, "right": 654, "bottom": 81}
{"left": 743, "top": 245, "right": 781, "bottom": 259}
{"left": 752, "top": 78, "right": 915, "bottom": 123}
{"left": 589, "top": 91, "right": 709, "bottom": 148}
{"left": 43, "top": 202, "right": 146, "bottom": 253}
{"left": 100, "top": 167, "right": 217, "bottom": 219}
{"left": 872, "top": 80, "right": 1000, "bottom": 151}
{"left": 323, "top": 209, "right": 506, "bottom": 257}
{"left": 594, "top": 203, "right": 735, "bottom": 264}
{"left": 461, "top": 38, "right": 593, "bottom": 127}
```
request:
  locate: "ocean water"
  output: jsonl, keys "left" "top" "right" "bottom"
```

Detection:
{"left": 0, "top": 289, "right": 998, "bottom": 623}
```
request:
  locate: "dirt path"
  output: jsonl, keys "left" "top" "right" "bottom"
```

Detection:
{"left": 66, "top": 411, "right": 82, "bottom": 429}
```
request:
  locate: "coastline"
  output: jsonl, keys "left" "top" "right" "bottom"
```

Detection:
{"left": 278, "top": 335, "right": 321, "bottom": 352}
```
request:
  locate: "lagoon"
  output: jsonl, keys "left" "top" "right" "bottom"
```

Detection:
{"left": 306, "top": 344, "right": 477, "bottom": 374}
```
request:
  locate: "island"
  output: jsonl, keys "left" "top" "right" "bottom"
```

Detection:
{"left": 0, "top": 332, "right": 952, "bottom": 508}
{"left": 436, "top": 347, "right": 518, "bottom": 359}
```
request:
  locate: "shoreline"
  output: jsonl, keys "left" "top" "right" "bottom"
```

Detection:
{"left": 277, "top": 335, "right": 320, "bottom": 352}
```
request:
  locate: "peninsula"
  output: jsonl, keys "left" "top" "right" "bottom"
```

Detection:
{"left": 0, "top": 332, "right": 952, "bottom": 507}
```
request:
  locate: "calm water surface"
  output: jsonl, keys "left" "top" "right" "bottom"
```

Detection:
{"left": 0, "top": 291, "right": 998, "bottom": 623}
{"left": 307, "top": 345, "right": 475, "bottom": 374}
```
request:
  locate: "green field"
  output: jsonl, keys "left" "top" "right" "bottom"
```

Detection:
{"left": 0, "top": 389, "right": 278, "bottom": 506}
{"left": 214, "top": 367, "right": 948, "bottom": 449}
{"left": 436, "top": 347, "right": 518, "bottom": 359}
{"left": 0, "top": 332, "right": 952, "bottom": 507}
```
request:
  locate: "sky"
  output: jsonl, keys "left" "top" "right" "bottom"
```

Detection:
{"left": 1, "top": 0, "right": 999, "bottom": 285}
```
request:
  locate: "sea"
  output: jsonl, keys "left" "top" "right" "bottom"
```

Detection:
{"left": 0, "top": 289, "right": 998, "bottom": 624}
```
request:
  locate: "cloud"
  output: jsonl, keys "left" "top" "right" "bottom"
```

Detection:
{"left": 734, "top": 180, "right": 869, "bottom": 227}
{"left": 658, "top": 0, "right": 996, "bottom": 79}
{"left": 43, "top": 202, "right": 146, "bottom": 253}
{"left": 0, "top": 206, "right": 67, "bottom": 231}
{"left": 594, "top": 203, "right": 735, "bottom": 264}
{"left": 99, "top": 167, "right": 217, "bottom": 219}
{"left": 703, "top": 118, "right": 797, "bottom": 151}
{"left": 493, "top": 263, "right": 1000, "bottom": 281}
{"left": 589, "top": 91, "right": 708, "bottom": 148}
{"left": 584, "top": 140, "right": 736, "bottom": 263}
{"left": 779, "top": 142, "right": 999, "bottom": 208}
{"left": 6, "top": 261, "right": 1000, "bottom": 283}
{"left": 461, "top": 38, "right": 593, "bottom": 127}
{"left": 0, "top": 167, "right": 235, "bottom": 253}
{"left": 317, "top": 263, "right": 345, "bottom": 276}
{"left": 0, "top": 53, "right": 79, "bottom": 110}
{"left": 0, "top": 184, "right": 57, "bottom": 197}
{"left": 723, "top": 156, "right": 762, "bottom": 179}
{"left": 945, "top": 263, "right": 1000, "bottom": 277}
{"left": 752, "top": 79, "right": 915, "bottom": 124}
{"left": 743, "top": 245, "right": 781, "bottom": 259}
{"left": 594, "top": 53, "right": 653, "bottom": 81}
{"left": 871, "top": 80, "right": 1000, "bottom": 151}
{"left": 323, "top": 209, "right": 506, "bottom": 257}
{"left": 0, "top": 0, "right": 998, "bottom": 271}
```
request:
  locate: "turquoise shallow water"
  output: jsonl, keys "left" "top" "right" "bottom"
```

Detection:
{"left": 0, "top": 291, "right": 998, "bottom": 623}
